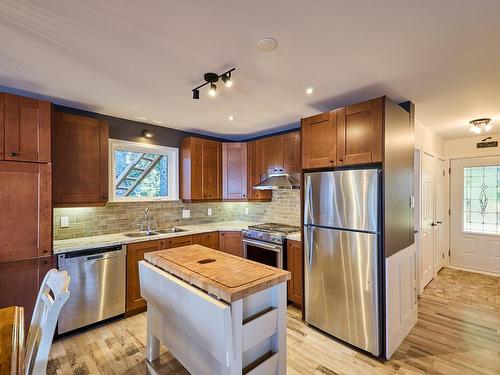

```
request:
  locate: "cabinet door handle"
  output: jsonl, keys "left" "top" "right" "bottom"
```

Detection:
{"left": 41, "top": 260, "right": 48, "bottom": 265}
{"left": 329, "top": 160, "right": 334, "bottom": 163}
{"left": 339, "top": 158, "right": 344, "bottom": 163}
{"left": 9, "top": 152, "right": 18, "bottom": 157}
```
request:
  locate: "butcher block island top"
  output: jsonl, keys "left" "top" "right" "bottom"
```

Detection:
{"left": 144, "top": 244, "right": 290, "bottom": 303}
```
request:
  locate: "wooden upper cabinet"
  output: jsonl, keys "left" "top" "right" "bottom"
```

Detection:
{"left": 338, "top": 97, "right": 383, "bottom": 165}
{"left": 0, "top": 162, "right": 51, "bottom": 262}
{"left": 222, "top": 142, "right": 248, "bottom": 200}
{"left": 282, "top": 131, "right": 301, "bottom": 173}
{"left": 53, "top": 112, "right": 108, "bottom": 207}
{"left": 246, "top": 139, "right": 271, "bottom": 201}
{"left": 180, "top": 137, "right": 222, "bottom": 202}
{"left": 2, "top": 93, "right": 51, "bottom": 163}
{"left": 301, "top": 111, "right": 337, "bottom": 169}
{"left": 261, "top": 135, "right": 284, "bottom": 175}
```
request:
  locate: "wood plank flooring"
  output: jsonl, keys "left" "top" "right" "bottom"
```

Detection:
{"left": 47, "top": 268, "right": 500, "bottom": 375}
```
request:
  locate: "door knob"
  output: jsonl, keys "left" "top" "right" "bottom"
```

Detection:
{"left": 431, "top": 222, "right": 437, "bottom": 226}
{"left": 437, "top": 221, "right": 443, "bottom": 224}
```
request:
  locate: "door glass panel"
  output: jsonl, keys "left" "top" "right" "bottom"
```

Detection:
{"left": 463, "top": 166, "right": 500, "bottom": 234}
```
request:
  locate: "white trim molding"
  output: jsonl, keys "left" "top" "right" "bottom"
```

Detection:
{"left": 108, "top": 139, "right": 179, "bottom": 202}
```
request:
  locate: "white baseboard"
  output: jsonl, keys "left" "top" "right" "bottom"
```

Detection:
{"left": 446, "top": 265, "right": 499, "bottom": 277}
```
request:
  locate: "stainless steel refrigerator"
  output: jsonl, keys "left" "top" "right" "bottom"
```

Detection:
{"left": 304, "top": 169, "right": 381, "bottom": 356}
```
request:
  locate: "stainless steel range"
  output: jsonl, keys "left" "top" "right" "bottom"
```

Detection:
{"left": 242, "top": 223, "right": 300, "bottom": 269}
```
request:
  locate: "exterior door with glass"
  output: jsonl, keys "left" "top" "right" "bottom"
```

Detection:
{"left": 450, "top": 157, "right": 500, "bottom": 274}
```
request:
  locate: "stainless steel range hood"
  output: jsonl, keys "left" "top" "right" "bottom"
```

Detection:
{"left": 253, "top": 173, "right": 300, "bottom": 190}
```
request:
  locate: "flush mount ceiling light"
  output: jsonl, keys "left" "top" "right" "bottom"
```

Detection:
{"left": 192, "top": 68, "right": 235, "bottom": 100}
{"left": 257, "top": 37, "right": 278, "bottom": 51}
{"left": 141, "top": 129, "right": 153, "bottom": 138}
{"left": 469, "top": 118, "right": 492, "bottom": 134}
{"left": 306, "top": 87, "right": 314, "bottom": 95}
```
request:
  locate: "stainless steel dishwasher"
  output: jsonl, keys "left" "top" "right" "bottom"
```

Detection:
{"left": 58, "top": 245, "right": 126, "bottom": 334}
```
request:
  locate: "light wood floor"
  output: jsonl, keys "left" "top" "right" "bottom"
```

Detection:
{"left": 47, "top": 268, "right": 500, "bottom": 375}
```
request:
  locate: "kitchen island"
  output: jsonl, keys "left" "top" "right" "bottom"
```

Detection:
{"left": 139, "top": 245, "right": 290, "bottom": 375}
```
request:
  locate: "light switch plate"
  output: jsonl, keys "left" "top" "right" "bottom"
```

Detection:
{"left": 60, "top": 216, "right": 69, "bottom": 228}
{"left": 182, "top": 209, "right": 190, "bottom": 219}
{"left": 410, "top": 195, "right": 415, "bottom": 208}
{"left": 245, "top": 207, "right": 249, "bottom": 215}
{"left": 207, "top": 208, "right": 212, "bottom": 216}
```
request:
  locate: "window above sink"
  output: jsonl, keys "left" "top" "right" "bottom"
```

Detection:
{"left": 109, "top": 139, "right": 179, "bottom": 202}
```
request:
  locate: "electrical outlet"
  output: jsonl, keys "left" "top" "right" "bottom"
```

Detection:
{"left": 60, "top": 216, "right": 69, "bottom": 228}
{"left": 182, "top": 209, "right": 190, "bottom": 219}
{"left": 245, "top": 207, "right": 249, "bottom": 215}
{"left": 207, "top": 208, "right": 212, "bottom": 216}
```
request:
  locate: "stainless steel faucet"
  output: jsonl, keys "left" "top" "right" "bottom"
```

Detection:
{"left": 144, "top": 208, "right": 153, "bottom": 234}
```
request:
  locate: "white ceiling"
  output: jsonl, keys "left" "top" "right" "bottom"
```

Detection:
{"left": 1, "top": 0, "right": 499, "bottom": 140}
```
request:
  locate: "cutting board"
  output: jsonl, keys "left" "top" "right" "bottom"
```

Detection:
{"left": 144, "top": 245, "right": 290, "bottom": 302}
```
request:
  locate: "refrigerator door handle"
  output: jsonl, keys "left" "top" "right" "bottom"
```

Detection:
{"left": 306, "top": 225, "right": 314, "bottom": 272}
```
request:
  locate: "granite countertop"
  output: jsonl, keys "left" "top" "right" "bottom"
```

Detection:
{"left": 144, "top": 245, "right": 290, "bottom": 302}
{"left": 53, "top": 221, "right": 254, "bottom": 254}
{"left": 53, "top": 221, "right": 303, "bottom": 254}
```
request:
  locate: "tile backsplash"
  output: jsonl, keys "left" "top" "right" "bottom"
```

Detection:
{"left": 53, "top": 190, "right": 301, "bottom": 240}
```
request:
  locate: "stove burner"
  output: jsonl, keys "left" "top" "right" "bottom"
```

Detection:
{"left": 242, "top": 223, "right": 300, "bottom": 245}
{"left": 247, "top": 223, "right": 300, "bottom": 234}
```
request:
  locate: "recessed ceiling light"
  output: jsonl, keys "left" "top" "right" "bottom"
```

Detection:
{"left": 306, "top": 87, "right": 314, "bottom": 95}
{"left": 257, "top": 37, "right": 278, "bottom": 51}
{"left": 228, "top": 115, "right": 235, "bottom": 121}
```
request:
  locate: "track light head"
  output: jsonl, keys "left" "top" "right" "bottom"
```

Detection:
{"left": 208, "top": 83, "right": 217, "bottom": 97}
{"left": 192, "top": 89, "right": 200, "bottom": 100}
{"left": 222, "top": 72, "right": 233, "bottom": 87}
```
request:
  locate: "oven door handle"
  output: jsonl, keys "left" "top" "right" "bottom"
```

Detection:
{"left": 242, "top": 238, "right": 282, "bottom": 252}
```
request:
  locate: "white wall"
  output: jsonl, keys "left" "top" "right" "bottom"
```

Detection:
{"left": 444, "top": 132, "right": 500, "bottom": 159}
{"left": 415, "top": 120, "right": 444, "bottom": 158}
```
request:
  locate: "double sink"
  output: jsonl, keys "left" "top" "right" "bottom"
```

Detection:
{"left": 124, "top": 228, "right": 186, "bottom": 238}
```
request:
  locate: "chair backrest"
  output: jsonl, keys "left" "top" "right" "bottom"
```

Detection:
{"left": 24, "top": 269, "right": 70, "bottom": 375}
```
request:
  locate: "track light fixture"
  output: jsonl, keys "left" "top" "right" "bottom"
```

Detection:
{"left": 192, "top": 68, "right": 235, "bottom": 99}
{"left": 221, "top": 72, "right": 233, "bottom": 87}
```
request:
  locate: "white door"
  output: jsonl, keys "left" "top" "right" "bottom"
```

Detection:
{"left": 450, "top": 157, "right": 500, "bottom": 274}
{"left": 434, "top": 158, "right": 447, "bottom": 274}
{"left": 420, "top": 153, "right": 435, "bottom": 289}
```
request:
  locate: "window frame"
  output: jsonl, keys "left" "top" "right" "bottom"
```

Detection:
{"left": 108, "top": 138, "right": 179, "bottom": 202}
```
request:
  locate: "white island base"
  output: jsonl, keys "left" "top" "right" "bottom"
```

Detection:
{"left": 139, "top": 260, "right": 288, "bottom": 375}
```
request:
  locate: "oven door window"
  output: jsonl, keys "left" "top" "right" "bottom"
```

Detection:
{"left": 244, "top": 241, "right": 282, "bottom": 268}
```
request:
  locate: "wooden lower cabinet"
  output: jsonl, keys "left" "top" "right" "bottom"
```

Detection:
{"left": 126, "top": 235, "right": 193, "bottom": 316}
{"left": 193, "top": 231, "right": 219, "bottom": 250}
{"left": 287, "top": 240, "right": 303, "bottom": 307}
{"left": 0, "top": 256, "right": 55, "bottom": 331}
{"left": 219, "top": 231, "right": 243, "bottom": 257}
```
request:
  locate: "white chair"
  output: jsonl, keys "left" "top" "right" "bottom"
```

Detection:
{"left": 24, "top": 269, "right": 70, "bottom": 375}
